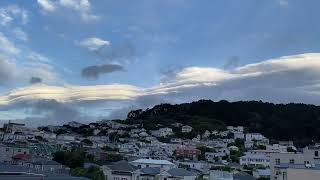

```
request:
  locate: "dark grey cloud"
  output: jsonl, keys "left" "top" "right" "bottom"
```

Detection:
{"left": 81, "top": 64, "right": 124, "bottom": 79}
{"left": 30, "top": 77, "right": 42, "bottom": 84}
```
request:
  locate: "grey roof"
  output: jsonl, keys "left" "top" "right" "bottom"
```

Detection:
{"left": 233, "top": 172, "right": 255, "bottom": 180}
{"left": 31, "top": 159, "right": 62, "bottom": 165}
{"left": 140, "top": 167, "right": 161, "bottom": 175}
{"left": 0, "top": 163, "right": 69, "bottom": 177}
{"left": 167, "top": 168, "right": 195, "bottom": 177}
{"left": 227, "top": 162, "right": 242, "bottom": 169}
{"left": 277, "top": 163, "right": 320, "bottom": 170}
{"left": 108, "top": 161, "right": 139, "bottom": 172}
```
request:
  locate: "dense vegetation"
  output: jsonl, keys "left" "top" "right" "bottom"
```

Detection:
{"left": 53, "top": 149, "right": 105, "bottom": 180}
{"left": 125, "top": 100, "right": 320, "bottom": 147}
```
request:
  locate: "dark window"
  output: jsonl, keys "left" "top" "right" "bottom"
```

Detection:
{"left": 315, "top": 151, "right": 319, "bottom": 157}
{"left": 289, "top": 159, "right": 294, "bottom": 164}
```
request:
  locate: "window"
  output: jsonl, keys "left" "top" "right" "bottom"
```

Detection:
{"left": 138, "top": 165, "right": 141, "bottom": 168}
{"left": 5, "top": 148, "right": 9, "bottom": 152}
{"left": 315, "top": 151, "right": 319, "bottom": 157}
{"left": 121, "top": 178, "right": 127, "bottom": 180}
{"left": 18, "top": 149, "right": 21, "bottom": 152}
{"left": 114, "top": 177, "right": 120, "bottom": 180}
{"left": 289, "top": 159, "right": 294, "bottom": 164}
{"left": 282, "top": 172, "right": 287, "bottom": 179}
{"left": 276, "top": 159, "right": 280, "bottom": 165}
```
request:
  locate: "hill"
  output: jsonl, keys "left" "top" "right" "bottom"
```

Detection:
{"left": 124, "top": 100, "right": 320, "bottom": 146}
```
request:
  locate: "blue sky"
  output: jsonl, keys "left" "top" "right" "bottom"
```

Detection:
{"left": 1, "top": 0, "right": 320, "bottom": 126}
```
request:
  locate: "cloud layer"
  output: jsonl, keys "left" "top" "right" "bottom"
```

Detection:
{"left": 1, "top": 53, "right": 320, "bottom": 123}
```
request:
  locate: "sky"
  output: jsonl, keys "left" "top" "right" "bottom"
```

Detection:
{"left": 1, "top": 0, "right": 320, "bottom": 126}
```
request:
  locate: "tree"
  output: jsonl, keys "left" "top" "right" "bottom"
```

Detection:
{"left": 53, "top": 150, "right": 85, "bottom": 168}
{"left": 81, "top": 139, "right": 93, "bottom": 146}
{"left": 197, "top": 145, "right": 215, "bottom": 160}
{"left": 71, "top": 166, "right": 105, "bottom": 180}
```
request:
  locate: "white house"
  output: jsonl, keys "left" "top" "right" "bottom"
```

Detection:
{"left": 151, "top": 128, "right": 173, "bottom": 137}
{"left": 43, "top": 132, "right": 57, "bottom": 140}
{"left": 181, "top": 126, "right": 193, "bottom": 133}
{"left": 240, "top": 154, "right": 270, "bottom": 167}
{"left": 56, "top": 133, "right": 76, "bottom": 141}
{"left": 227, "top": 126, "right": 244, "bottom": 133}
{"left": 233, "top": 132, "right": 245, "bottom": 140}
{"left": 202, "top": 130, "right": 211, "bottom": 138}
{"left": 246, "top": 133, "right": 268, "bottom": 142}
{"left": 131, "top": 159, "right": 176, "bottom": 170}
{"left": 178, "top": 160, "right": 210, "bottom": 171}
{"left": 103, "top": 161, "right": 139, "bottom": 180}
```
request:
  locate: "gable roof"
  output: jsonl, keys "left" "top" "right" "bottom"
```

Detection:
{"left": 167, "top": 168, "right": 195, "bottom": 177}
{"left": 131, "top": 159, "right": 174, "bottom": 165}
{"left": 108, "top": 161, "right": 138, "bottom": 172}
{"left": 139, "top": 167, "right": 161, "bottom": 175}
{"left": 233, "top": 172, "right": 255, "bottom": 180}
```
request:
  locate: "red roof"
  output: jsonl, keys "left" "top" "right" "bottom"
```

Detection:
{"left": 12, "top": 153, "right": 31, "bottom": 160}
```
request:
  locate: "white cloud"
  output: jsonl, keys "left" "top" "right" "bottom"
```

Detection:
{"left": 79, "top": 37, "right": 110, "bottom": 51}
{"left": 0, "top": 84, "right": 141, "bottom": 106}
{"left": 0, "top": 5, "right": 29, "bottom": 26}
{"left": 37, "top": 0, "right": 56, "bottom": 12}
{"left": 13, "top": 28, "right": 28, "bottom": 41}
{"left": 0, "top": 32, "right": 20, "bottom": 55}
{"left": 37, "top": 0, "right": 99, "bottom": 22}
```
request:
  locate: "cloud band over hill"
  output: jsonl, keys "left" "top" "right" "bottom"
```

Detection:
{"left": 1, "top": 53, "right": 320, "bottom": 125}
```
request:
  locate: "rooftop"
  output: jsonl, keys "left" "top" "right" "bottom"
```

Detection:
{"left": 276, "top": 163, "right": 320, "bottom": 170}
{"left": 167, "top": 168, "right": 195, "bottom": 176}
{"left": 131, "top": 159, "right": 174, "bottom": 165}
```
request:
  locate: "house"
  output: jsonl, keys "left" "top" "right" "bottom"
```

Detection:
{"left": 245, "top": 133, "right": 269, "bottom": 143}
{"left": 178, "top": 160, "right": 210, "bottom": 171}
{"left": 233, "top": 132, "right": 245, "bottom": 140}
{"left": 206, "top": 147, "right": 230, "bottom": 162}
{"left": 175, "top": 147, "right": 201, "bottom": 159}
{"left": 272, "top": 163, "right": 320, "bottom": 180}
{"left": 134, "top": 167, "right": 164, "bottom": 180}
{"left": 56, "top": 133, "right": 77, "bottom": 141}
{"left": 233, "top": 172, "right": 255, "bottom": 180}
{"left": 171, "top": 138, "right": 183, "bottom": 144}
{"left": 227, "top": 126, "right": 244, "bottom": 133}
{"left": 181, "top": 126, "right": 193, "bottom": 133}
{"left": 151, "top": 128, "right": 173, "bottom": 137}
{"left": 18, "top": 158, "right": 65, "bottom": 173}
{"left": 266, "top": 144, "right": 288, "bottom": 153}
{"left": 131, "top": 159, "right": 176, "bottom": 170}
{"left": 135, "top": 167, "right": 198, "bottom": 180}
{"left": 209, "top": 170, "right": 233, "bottom": 180}
{"left": 202, "top": 130, "right": 211, "bottom": 138}
{"left": 269, "top": 146, "right": 320, "bottom": 180}
{"left": 240, "top": 154, "right": 270, "bottom": 167}
{"left": 167, "top": 168, "right": 198, "bottom": 180}
{"left": 102, "top": 161, "right": 139, "bottom": 180}
{"left": 218, "top": 131, "right": 228, "bottom": 137}
{"left": 0, "top": 143, "right": 30, "bottom": 162}
{"left": 253, "top": 168, "right": 271, "bottom": 179}
{"left": 42, "top": 132, "right": 57, "bottom": 140}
